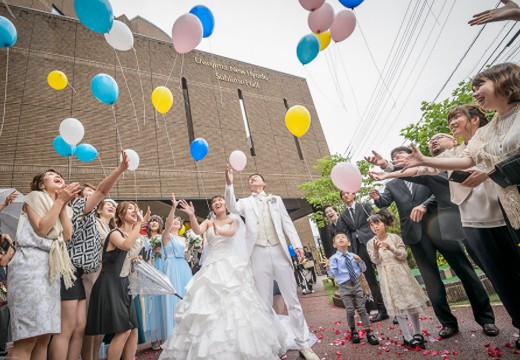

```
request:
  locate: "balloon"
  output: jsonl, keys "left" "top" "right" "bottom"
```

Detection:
{"left": 74, "top": 0, "right": 113, "bottom": 33}
{"left": 0, "top": 16, "right": 17, "bottom": 48}
{"left": 104, "top": 20, "right": 134, "bottom": 51}
{"left": 59, "top": 118, "right": 84, "bottom": 146}
{"left": 47, "top": 70, "right": 68, "bottom": 90}
{"left": 338, "top": 0, "right": 364, "bottom": 9}
{"left": 91, "top": 73, "right": 119, "bottom": 105}
{"left": 75, "top": 143, "right": 98, "bottom": 162}
{"left": 189, "top": 5, "right": 215, "bottom": 38}
{"left": 178, "top": 224, "right": 186, "bottom": 236}
{"left": 151, "top": 86, "right": 173, "bottom": 114}
{"left": 285, "top": 105, "right": 311, "bottom": 137}
{"left": 299, "top": 0, "right": 325, "bottom": 11}
{"left": 190, "top": 138, "right": 208, "bottom": 161}
{"left": 314, "top": 31, "right": 331, "bottom": 51}
{"left": 121, "top": 149, "right": 139, "bottom": 171}
{"left": 53, "top": 135, "right": 75, "bottom": 157}
{"left": 171, "top": 13, "right": 203, "bottom": 54}
{"left": 296, "top": 34, "right": 320, "bottom": 65}
{"left": 330, "top": 10, "right": 356, "bottom": 43}
{"left": 308, "top": 3, "right": 334, "bottom": 34}
{"left": 229, "top": 150, "right": 247, "bottom": 172}
{"left": 330, "top": 162, "right": 362, "bottom": 193}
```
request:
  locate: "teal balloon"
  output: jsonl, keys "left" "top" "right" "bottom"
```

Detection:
{"left": 189, "top": 5, "right": 215, "bottom": 38}
{"left": 91, "top": 74, "right": 119, "bottom": 105}
{"left": 74, "top": 0, "right": 114, "bottom": 33}
{"left": 53, "top": 135, "right": 75, "bottom": 157}
{"left": 297, "top": 34, "right": 319, "bottom": 65}
{"left": 190, "top": 138, "right": 209, "bottom": 161}
{"left": 0, "top": 16, "right": 17, "bottom": 48}
{"left": 75, "top": 144, "right": 98, "bottom": 162}
{"left": 339, "top": 0, "right": 364, "bottom": 8}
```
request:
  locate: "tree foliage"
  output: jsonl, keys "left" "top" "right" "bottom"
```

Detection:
{"left": 399, "top": 80, "right": 475, "bottom": 155}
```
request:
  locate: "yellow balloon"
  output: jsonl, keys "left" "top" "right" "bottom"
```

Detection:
{"left": 285, "top": 105, "right": 311, "bottom": 138}
{"left": 151, "top": 86, "right": 173, "bottom": 114}
{"left": 315, "top": 31, "right": 331, "bottom": 51}
{"left": 47, "top": 70, "right": 68, "bottom": 90}
{"left": 178, "top": 224, "right": 186, "bottom": 236}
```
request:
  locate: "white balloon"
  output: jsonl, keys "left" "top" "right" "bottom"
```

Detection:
{"left": 121, "top": 149, "right": 139, "bottom": 171}
{"left": 104, "top": 20, "right": 134, "bottom": 51}
{"left": 229, "top": 150, "right": 247, "bottom": 171}
{"left": 330, "top": 162, "right": 362, "bottom": 193}
{"left": 59, "top": 118, "right": 84, "bottom": 146}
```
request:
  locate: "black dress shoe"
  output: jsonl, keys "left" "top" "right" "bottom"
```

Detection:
{"left": 412, "top": 334, "right": 426, "bottom": 349}
{"left": 370, "top": 312, "right": 390, "bottom": 323}
{"left": 439, "top": 326, "right": 459, "bottom": 339}
{"left": 367, "top": 333, "right": 380, "bottom": 345}
{"left": 515, "top": 336, "right": 520, "bottom": 350}
{"left": 482, "top": 324, "right": 500, "bottom": 336}
{"left": 351, "top": 331, "right": 360, "bottom": 344}
{"left": 392, "top": 316, "right": 398, "bottom": 325}
{"left": 403, "top": 338, "right": 422, "bottom": 350}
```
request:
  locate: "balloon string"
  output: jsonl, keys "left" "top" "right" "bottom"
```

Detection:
{"left": 324, "top": 49, "right": 348, "bottom": 112}
{"left": 195, "top": 161, "right": 211, "bottom": 214}
{"left": 97, "top": 153, "right": 107, "bottom": 177}
{"left": 239, "top": 171, "right": 245, "bottom": 197}
{"left": 302, "top": 66, "right": 345, "bottom": 109}
{"left": 0, "top": 48, "right": 9, "bottom": 139}
{"left": 2, "top": 0, "right": 16, "bottom": 18}
{"left": 115, "top": 49, "right": 139, "bottom": 131}
{"left": 68, "top": 155, "right": 72, "bottom": 182}
{"left": 133, "top": 171, "right": 138, "bottom": 203}
{"left": 334, "top": 43, "right": 362, "bottom": 120}
{"left": 133, "top": 47, "right": 146, "bottom": 127}
{"left": 164, "top": 52, "right": 178, "bottom": 88}
{"left": 67, "top": 83, "right": 77, "bottom": 93}
{"left": 112, "top": 105, "right": 123, "bottom": 151}
{"left": 161, "top": 114, "right": 176, "bottom": 167}
{"left": 178, "top": 54, "right": 185, "bottom": 92}
{"left": 208, "top": 39, "right": 223, "bottom": 108}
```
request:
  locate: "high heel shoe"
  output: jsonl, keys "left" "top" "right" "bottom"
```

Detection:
{"left": 412, "top": 334, "right": 426, "bottom": 349}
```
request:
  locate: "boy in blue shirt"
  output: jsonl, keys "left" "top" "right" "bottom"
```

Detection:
{"left": 326, "top": 232, "right": 379, "bottom": 345}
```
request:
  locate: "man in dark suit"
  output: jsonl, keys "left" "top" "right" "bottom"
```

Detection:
{"left": 368, "top": 145, "right": 497, "bottom": 339}
{"left": 338, "top": 191, "right": 389, "bottom": 322}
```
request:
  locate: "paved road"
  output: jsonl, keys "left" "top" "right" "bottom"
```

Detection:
{"left": 136, "top": 276, "right": 520, "bottom": 360}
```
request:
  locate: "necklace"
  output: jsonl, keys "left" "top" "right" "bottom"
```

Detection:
{"left": 494, "top": 104, "right": 520, "bottom": 150}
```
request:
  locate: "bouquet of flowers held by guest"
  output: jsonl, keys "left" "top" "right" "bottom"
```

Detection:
{"left": 149, "top": 234, "right": 162, "bottom": 249}
{"left": 185, "top": 229, "right": 203, "bottom": 251}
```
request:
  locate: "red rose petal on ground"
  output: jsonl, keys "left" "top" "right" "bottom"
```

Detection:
{"left": 317, "top": 334, "right": 323, "bottom": 339}
{"left": 505, "top": 343, "right": 512, "bottom": 348}
{"left": 484, "top": 344, "right": 490, "bottom": 348}
{"left": 431, "top": 350, "right": 439, "bottom": 355}
{"left": 422, "top": 350, "right": 429, "bottom": 355}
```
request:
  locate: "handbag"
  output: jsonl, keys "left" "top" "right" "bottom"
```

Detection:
{"left": 0, "top": 281, "right": 7, "bottom": 306}
{"left": 488, "top": 152, "right": 520, "bottom": 188}
{"left": 303, "top": 260, "right": 315, "bottom": 269}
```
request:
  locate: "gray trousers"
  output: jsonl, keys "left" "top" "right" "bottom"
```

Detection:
{"left": 338, "top": 280, "right": 370, "bottom": 329}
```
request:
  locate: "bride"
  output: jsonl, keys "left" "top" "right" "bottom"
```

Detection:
{"left": 159, "top": 195, "right": 286, "bottom": 360}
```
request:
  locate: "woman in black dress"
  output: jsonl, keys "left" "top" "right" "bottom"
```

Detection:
{"left": 85, "top": 201, "right": 143, "bottom": 360}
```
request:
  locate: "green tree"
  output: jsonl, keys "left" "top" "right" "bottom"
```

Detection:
{"left": 399, "top": 80, "right": 475, "bottom": 155}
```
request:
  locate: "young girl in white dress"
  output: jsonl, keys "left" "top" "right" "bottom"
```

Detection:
{"left": 159, "top": 195, "right": 286, "bottom": 360}
{"left": 366, "top": 209, "right": 429, "bottom": 350}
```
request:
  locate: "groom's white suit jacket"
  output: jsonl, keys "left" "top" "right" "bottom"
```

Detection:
{"left": 225, "top": 184, "right": 303, "bottom": 263}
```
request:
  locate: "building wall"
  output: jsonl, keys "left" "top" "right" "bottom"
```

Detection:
{"left": 0, "top": 3, "right": 329, "bottom": 202}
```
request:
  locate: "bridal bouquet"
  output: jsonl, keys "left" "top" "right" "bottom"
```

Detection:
{"left": 149, "top": 234, "right": 162, "bottom": 249}
{"left": 185, "top": 229, "right": 203, "bottom": 250}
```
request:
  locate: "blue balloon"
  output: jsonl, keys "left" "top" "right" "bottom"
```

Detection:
{"left": 75, "top": 143, "right": 98, "bottom": 162}
{"left": 189, "top": 5, "right": 215, "bottom": 38}
{"left": 74, "top": 0, "right": 114, "bottom": 33}
{"left": 338, "top": 0, "right": 364, "bottom": 9}
{"left": 91, "top": 74, "right": 119, "bottom": 105}
{"left": 190, "top": 138, "right": 209, "bottom": 161}
{"left": 288, "top": 245, "right": 296, "bottom": 257}
{"left": 296, "top": 34, "right": 320, "bottom": 65}
{"left": 53, "top": 135, "right": 75, "bottom": 157}
{"left": 0, "top": 16, "right": 17, "bottom": 48}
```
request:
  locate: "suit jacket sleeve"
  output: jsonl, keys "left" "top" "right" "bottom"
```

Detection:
{"left": 400, "top": 176, "right": 437, "bottom": 212}
{"left": 278, "top": 196, "right": 303, "bottom": 249}
{"left": 224, "top": 184, "right": 244, "bottom": 216}
{"left": 374, "top": 185, "right": 394, "bottom": 208}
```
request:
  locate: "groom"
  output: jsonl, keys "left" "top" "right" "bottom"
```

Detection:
{"left": 225, "top": 165, "right": 319, "bottom": 360}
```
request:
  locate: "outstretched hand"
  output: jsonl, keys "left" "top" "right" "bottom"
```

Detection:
{"left": 225, "top": 163, "right": 233, "bottom": 186}
{"left": 179, "top": 199, "right": 195, "bottom": 217}
{"left": 170, "top": 192, "right": 180, "bottom": 209}
{"left": 143, "top": 206, "right": 151, "bottom": 223}
{"left": 369, "top": 171, "right": 389, "bottom": 181}
{"left": 469, "top": 0, "right": 520, "bottom": 25}
{"left": 118, "top": 150, "right": 130, "bottom": 172}
{"left": 397, "top": 144, "right": 425, "bottom": 171}
{"left": 364, "top": 150, "right": 388, "bottom": 168}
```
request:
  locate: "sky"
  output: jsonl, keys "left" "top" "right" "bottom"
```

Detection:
{"left": 110, "top": 0, "right": 519, "bottom": 163}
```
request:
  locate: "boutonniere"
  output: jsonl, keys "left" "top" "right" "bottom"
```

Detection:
{"left": 267, "top": 194, "right": 277, "bottom": 204}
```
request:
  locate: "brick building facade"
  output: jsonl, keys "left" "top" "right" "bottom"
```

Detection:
{"left": 0, "top": 1, "right": 329, "bottom": 249}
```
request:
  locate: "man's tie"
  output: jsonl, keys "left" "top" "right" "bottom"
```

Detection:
{"left": 343, "top": 253, "right": 357, "bottom": 283}
{"left": 349, "top": 207, "right": 355, "bottom": 223}
{"left": 405, "top": 181, "right": 414, "bottom": 194}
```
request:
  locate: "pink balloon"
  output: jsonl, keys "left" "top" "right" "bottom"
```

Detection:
{"left": 299, "top": 0, "right": 325, "bottom": 11}
{"left": 330, "top": 10, "right": 356, "bottom": 42}
{"left": 330, "top": 162, "right": 362, "bottom": 193}
{"left": 229, "top": 150, "right": 247, "bottom": 172}
{"left": 172, "top": 13, "right": 203, "bottom": 54}
{"left": 308, "top": 3, "right": 335, "bottom": 34}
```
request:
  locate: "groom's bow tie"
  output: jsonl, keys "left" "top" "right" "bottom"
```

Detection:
{"left": 252, "top": 192, "right": 266, "bottom": 199}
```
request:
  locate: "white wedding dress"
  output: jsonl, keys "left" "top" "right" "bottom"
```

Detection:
{"left": 159, "top": 219, "right": 286, "bottom": 360}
